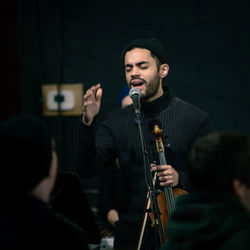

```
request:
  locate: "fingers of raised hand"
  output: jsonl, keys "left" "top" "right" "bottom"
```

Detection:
{"left": 84, "top": 90, "right": 96, "bottom": 102}
{"left": 84, "top": 83, "right": 101, "bottom": 100}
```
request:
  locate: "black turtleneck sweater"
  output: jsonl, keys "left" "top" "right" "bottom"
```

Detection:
{"left": 76, "top": 87, "right": 214, "bottom": 245}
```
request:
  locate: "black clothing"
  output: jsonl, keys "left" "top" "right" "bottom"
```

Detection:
{"left": 121, "top": 38, "right": 168, "bottom": 64}
{"left": 0, "top": 195, "right": 89, "bottom": 249}
{"left": 76, "top": 87, "right": 213, "bottom": 249}
{"left": 0, "top": 114, "right": 52, "bottom": 196}
{"left": 99, "top": 161, "right": 127, "bottom": 229}
{"left": 161, "top": 192, "right": 250, "bottom": 250}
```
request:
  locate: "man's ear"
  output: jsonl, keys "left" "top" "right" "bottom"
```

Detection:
{"left": 160, "top": 64, "right": 169, "bottom": 78}
{"left": 233, "top": 179, "right": 246, "bottom": 199}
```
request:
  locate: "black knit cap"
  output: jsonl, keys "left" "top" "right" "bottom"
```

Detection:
{"left": 121, "top": 38, "right": 168, "bottom": 64}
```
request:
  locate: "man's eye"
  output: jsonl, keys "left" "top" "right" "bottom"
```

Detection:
{"left": 126, "top": 68, "right": 131, "bottom": 72}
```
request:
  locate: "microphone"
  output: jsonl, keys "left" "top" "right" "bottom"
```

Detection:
{"left": 129, "top": 88, "right": 141, "bottom": 115}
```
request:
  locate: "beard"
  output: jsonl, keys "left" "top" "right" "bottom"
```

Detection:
{"left": 141, "top": 75, "right": 161, "bottom": 102}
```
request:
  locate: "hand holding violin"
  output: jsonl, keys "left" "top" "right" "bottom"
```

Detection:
{"left": 151, "top": 163, "right": 179, "bottom": 187}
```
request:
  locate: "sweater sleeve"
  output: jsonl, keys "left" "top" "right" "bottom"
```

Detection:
{"left": 75, "top": 121, "right": 100, "bottom": 177}
{"left": 177, "top": 113, "right": 214, "bottom": 191}
{"left": 75, "top": 116, "right": 117, "bottom": 178}
{"left": 196, "top": 114, "right": 215, "bottom": 139}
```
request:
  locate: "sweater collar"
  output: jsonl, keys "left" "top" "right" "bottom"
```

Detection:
{"left": 141, "top": 85, "right": 171, "bottom": 116}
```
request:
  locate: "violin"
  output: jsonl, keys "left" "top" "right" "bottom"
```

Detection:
{"left": 137, "top": 124, "right": 188, "bottom": 249}
{"left": 149, "top": 124, "right": 188, "bottom": 244}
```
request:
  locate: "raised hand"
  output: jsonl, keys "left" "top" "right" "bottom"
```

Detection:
{"left": 82, "top": 83, "right": 103, "bottom": 125}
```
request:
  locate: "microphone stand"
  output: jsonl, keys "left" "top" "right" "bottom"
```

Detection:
{"left": 134, "top": 110, "right": 166, "bottom": 249}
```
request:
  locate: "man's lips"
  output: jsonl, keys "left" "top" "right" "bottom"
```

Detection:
{"left": 130, "top": 79, "right": 145, "bottom": 88}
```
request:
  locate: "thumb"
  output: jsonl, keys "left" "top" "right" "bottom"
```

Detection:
{"left": 96, "top": 88, "right": 102, "bottom": 103}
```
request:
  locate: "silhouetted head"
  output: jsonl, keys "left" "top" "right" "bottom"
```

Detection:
{"left": 0, "top": 114, "right": 53, "bottom": 197}
{"left": 188, "top": 131, "right": 250, "bottom": 193}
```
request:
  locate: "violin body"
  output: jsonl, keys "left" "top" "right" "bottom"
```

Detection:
{"left": 149, "top": 187, "right": 188, "bottom": 242}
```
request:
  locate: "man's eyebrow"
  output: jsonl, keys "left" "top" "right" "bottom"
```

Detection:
{"left": 125, "top": 61, "right": 148, "bottom": 67}
{"left": 136, "top": 61, "right": 148, "bottom": 66}
{"left": 125, "top": 63, "right": 132, "bottom": 67}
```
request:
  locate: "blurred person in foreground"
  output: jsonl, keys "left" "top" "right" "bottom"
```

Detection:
{"left": 162, "top": 131, "right": 250, "bottom": 250}
{"left": 0, "top": 114, "right": 89, "bottom": 249}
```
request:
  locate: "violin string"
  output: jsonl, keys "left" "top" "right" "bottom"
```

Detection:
{"left": 158, "top": 139, "right": 175, "bottom": 215}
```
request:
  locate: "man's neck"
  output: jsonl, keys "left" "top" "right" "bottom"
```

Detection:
{"left": 143, "top": 83, "right": 164, "bottom": 103}
{"left": 141, "top": 85, "right": 171, "bottom": 116}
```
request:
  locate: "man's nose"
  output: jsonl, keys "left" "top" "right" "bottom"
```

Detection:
{"left": 131, "top": 67, "right": 140, "bottom": 77}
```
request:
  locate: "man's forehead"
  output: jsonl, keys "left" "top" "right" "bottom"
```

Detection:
{"left": 124, "top": 48, "right": 153, "bottom": 64}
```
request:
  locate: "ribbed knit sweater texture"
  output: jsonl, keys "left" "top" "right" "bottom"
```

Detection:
{"left": 76, "top": 87, "right": 214, "bottom": 242}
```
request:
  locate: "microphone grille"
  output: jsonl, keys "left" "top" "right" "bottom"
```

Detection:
{"left": 129, "top": 88, "right": 141, "bottom": 97}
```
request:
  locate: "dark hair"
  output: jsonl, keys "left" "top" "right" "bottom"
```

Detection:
{"left": 187, "top": 131, "right": 250, "bottom": 193}
{"left": 0, "top": 114, "right": 53, "bottom": 196}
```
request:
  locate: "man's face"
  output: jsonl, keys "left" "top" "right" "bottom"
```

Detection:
{"left": 124, "top": 48, "right": 166, "bottom": 102}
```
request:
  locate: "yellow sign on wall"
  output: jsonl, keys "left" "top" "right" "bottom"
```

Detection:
{"left": 42, "top": 83, "right": 84, "bottom": 116}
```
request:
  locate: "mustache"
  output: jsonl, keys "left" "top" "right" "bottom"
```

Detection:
{"left": 130, "top": 76, "right": 146, "bottom": 84}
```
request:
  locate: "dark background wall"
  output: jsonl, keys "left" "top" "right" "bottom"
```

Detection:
{"left": 2, "top": 0, "right": 250, "bottom": 215}
{"left": 0, "top": 1, "right": 21, "bottom": 121}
